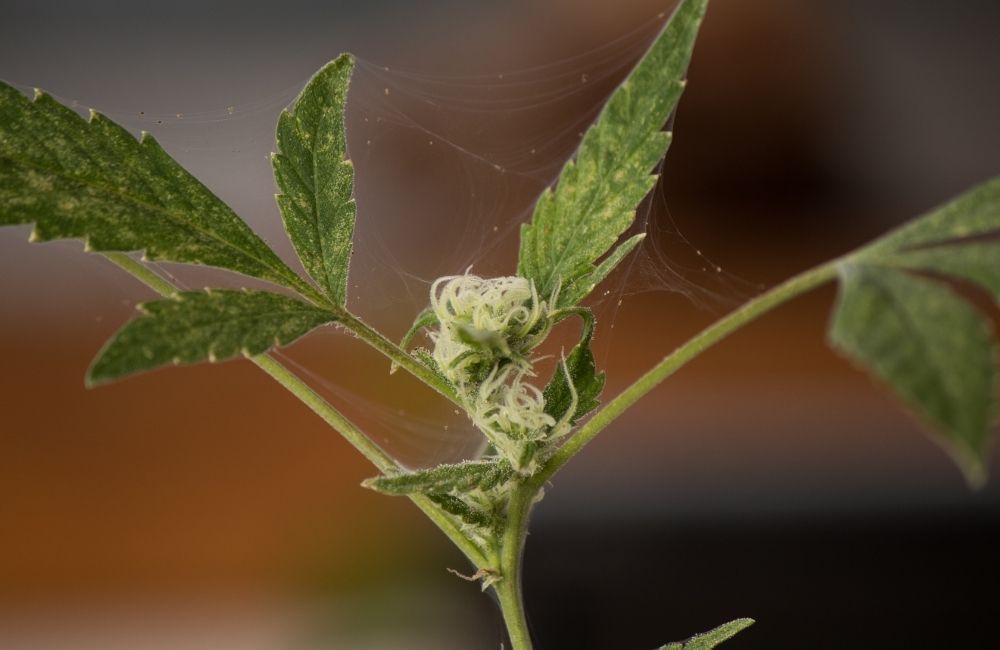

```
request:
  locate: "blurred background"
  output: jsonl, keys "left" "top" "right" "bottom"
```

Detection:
{"left": 2, "top": 0, "right": 1000, "bottom": 647}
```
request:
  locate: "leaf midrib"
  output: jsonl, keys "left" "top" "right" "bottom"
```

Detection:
{"left": 312, "top": 101, "right": 338, "bottom": 298}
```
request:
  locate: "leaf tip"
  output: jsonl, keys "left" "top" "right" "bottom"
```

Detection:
{"left": 953, "top": 449, "right": 988, "bottom": 491}
{"left": 83, "top": 370, "right": 101, "bottom": 389}
{"left": 84, "top": 358, "right": 113, "bottom": 388}
{"left": 966, "top": 468, "right": 988, "bottom": 491}
{"left": 332, "top": 52, "right": 354, "bottom": 67}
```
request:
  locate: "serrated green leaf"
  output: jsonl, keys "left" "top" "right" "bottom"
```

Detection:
{"left": 659, "top": 618, "right": 755, "bottom": 649}
{"left": 273, "top": 54, "right": 357, "bottom": 306}
{"left": 884, "top": 242, "right": 1000, "bottom": 300}
{"left": 859, "top": 176, "right": 1000, "bottom": 258}
{"left": 517, "top": 0, "right": 707, "bottom": 306}
{"left": 363, "top": 459, "right": 513, "bottom": 496}
{"left": 87, "top": 289, "right": 336, "bottom": 385}
{"left": 0, "top": 83, "right": 317, "bottom": 301}
{"left": 829, "top": 264, "right": 997, "bottom": 486}
{"left": 544, "top": 309, "right": 605, "bottom": 424}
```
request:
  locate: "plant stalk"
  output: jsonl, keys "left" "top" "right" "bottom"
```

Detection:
{"left": 491, "top": 258, "right": 841, "bottom": 647}
{"left": 251, "top": 354, "right": 396, "bottom": 473}
{"left": 532, "top": 258, "right": 841, "bottom": 487}
{"left": 105, "top": 251, "right": 842, "bottom": 647}
{"left": 494, "top": 482, "right": 537, "bottom": 650}
{"left": 253, "top": 354, "right": 489, "bottom": 568}
{"left": 101, "top": 252, "right": 490, "bottom": 569}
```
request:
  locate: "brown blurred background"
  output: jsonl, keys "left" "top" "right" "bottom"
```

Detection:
{"left": 2, "top": 1, "right": 1000, "bottom": 648}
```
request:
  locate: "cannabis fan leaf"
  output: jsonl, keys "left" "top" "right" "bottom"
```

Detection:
{"left": 273, "top": 54, "right": 357, "bottom": 306}
{"left": 827, "top": 179, "right": 1000, "bottom": 486}
{"left": 1, "top": 51, "right": 363, "bottom": 387}
{"left": 88, "top": 289, "right": 337, "bottom": 385}
{"left": 864, "top": 177, "right": 1000, "bottom": 254}
{"left": 0, "top": 82, "right": 319, "bottom": 303}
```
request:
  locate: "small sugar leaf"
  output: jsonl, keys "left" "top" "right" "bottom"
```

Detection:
{"left": 363, "top": 459, "right": 514, "bottom": 496}
{"left": 544, "top": 309, "right": 605, "bottom": 424}
{"left": 659, "top": 618, "right": 755, "bottom": 649}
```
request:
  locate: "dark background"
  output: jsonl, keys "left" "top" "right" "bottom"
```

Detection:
{"left": 2, "top": 1, "right": 999, "bottom": 648}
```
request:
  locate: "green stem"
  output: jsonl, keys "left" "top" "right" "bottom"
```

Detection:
{"left": 494, "top": 482, "right": 536, "bottom": 650}
{"left": 101, "top": 253, "right": 490, "bottom": 569}
{"left": 251, "top": 354, "right": 397, "bottom": 473}
{"left": 532, "top": 259, "right": 841, "bottom": 487}
{"left": 339, "top": 311, "right": 461, "bottom": 407}
{"left": 490, "top": 258, "right": 841, "bottom": 647}
{"left": 253, "top": 354, "right": 489, "bottom": 568}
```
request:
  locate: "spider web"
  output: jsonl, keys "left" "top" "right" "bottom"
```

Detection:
{"left": 9, "top": 5, "right": 759, "bottom": 470}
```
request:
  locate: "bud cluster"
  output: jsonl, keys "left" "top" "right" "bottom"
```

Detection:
{"left": 429, "top": 273, "right": 566, "bottom": 473}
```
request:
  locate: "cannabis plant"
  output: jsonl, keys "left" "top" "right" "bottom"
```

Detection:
{"left": 1, "top": 0, "right": 997, "bottom": 647}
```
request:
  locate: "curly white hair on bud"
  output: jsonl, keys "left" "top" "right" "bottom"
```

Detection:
{"left": 425, "top": 271, "right": 571, "bottom": 473}
{"left": 430, "top": 273, "right": 550, "bottom": 387}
